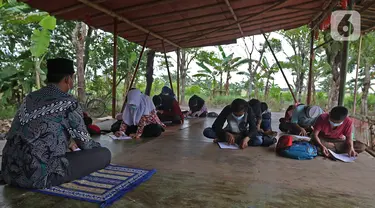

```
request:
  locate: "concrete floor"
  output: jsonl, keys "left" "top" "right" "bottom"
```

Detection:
{"left": 1, "top": 113, "right": 375, "bottom": 208}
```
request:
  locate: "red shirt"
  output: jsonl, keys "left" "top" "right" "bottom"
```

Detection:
{"left": 313, "top": 113, "right": 352, "bottom": 139}
{"left": 162, "top": 100, "right": 184, "bottom": 121}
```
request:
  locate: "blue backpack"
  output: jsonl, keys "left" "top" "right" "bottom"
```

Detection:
{"left": 276, "top": 136, "right": 317, "bottom": 160}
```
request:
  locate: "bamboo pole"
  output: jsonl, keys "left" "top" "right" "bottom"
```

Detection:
{"left": 353, "top": 35, "right": 363, "bottom": 115}
{"left": 162, "top": 40, "right": 174, "bottom": 93}
{"left": 307, "top": 30, "right": 315, "bottom": 105}
{"left": 176, "top": 48, "right": 181, "bottom": 103}
{"left": 262, "top": 32, "right": 297, "bottom": 104}
{"left": 112, "top": 18, "right": 118, "bottom": 118}
{"left": 121, "top": 33, "right": 149, "bottom": 113}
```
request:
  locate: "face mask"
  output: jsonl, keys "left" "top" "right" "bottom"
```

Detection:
{"left": 329, "top": 120, "right": 343, "bottom": 127}
{"left": 232, "top": 113, "right": 245, "bottom": 121}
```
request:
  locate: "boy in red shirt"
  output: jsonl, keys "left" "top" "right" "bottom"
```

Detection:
{"left": 312, "top": 106, "right": 365, "bottom": 157}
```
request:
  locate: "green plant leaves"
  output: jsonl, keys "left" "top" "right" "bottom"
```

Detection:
{"left": 30, "top": 28, "right": 51, "bottom": 57}
{"left": 39, "top": 15, "right": 56, "bottom": 30}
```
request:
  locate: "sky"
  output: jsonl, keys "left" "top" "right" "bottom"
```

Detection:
{"left": 153, "top": 32, "right": 357, "bottom": 90}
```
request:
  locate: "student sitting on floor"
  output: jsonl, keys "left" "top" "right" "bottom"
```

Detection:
{"left": 260, "top": 102, "right": 274, "bottom": 135}
{"left": 311, "top": 106, "right": 366, "bottom": 157}
{"left": 279, "top": 104, "right": 296, "bottom": 132}
{"left": 153, "top": 94, "right": 184, "bottom": 124}
{"left": 289, "top": 104, "right": 323, "bottom": 136}
{"left": 115, "top": 89, "right": 166, "bottom": 139}
{"left": 249, "top": 99, "right": 262, "bottom": 132}
{"left": 187, "top": 95, "right": 208, "bottom": 117}
{"left": 161, "top": 86, "right": 177, "bottom": 100}
{"left": 1, "top": 58, "right": 111, "bottom": 189}
{"left": 203, "top": 99, "right": 258, "bottom": 149}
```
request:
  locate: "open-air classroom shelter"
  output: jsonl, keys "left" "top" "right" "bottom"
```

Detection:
{"left": 2, "top": 0, "right": 375, "bottom": 207}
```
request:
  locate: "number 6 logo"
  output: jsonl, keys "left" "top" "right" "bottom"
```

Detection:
{"left": 331, "top": 10, "right": 361, "bottom": 41}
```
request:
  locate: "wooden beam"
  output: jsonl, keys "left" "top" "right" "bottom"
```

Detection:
{"left": 176, "top": 48, "right": 180, "bottom": 104}
{"left": 284, "top": 7, "right": 321, "bottom": 12}
{"left": 162, "top": 40, "right": 174, "bottom": 93}
{"left": 179, "top": 0, "right": 288, "bottom": 44}
{"left": 363, "top": 24, "right": 375, "bottom": 33}
{"left": 307, "top": 30, "right": 314, "bottom": 105}
{"left": 77, "top": 0, "right": 181, "bottom": 49}
{"left": 353, "top": 35, "right": 363, "bottom": 115}
{"left": 51, "top": 0, "right": 106, "bottom": 16}
{"left": 90, "top": 0, "right": 178, "bottom": 20}
{"left": 224, "top": 0, "right": 245, "bottom": 37}
{"left": 359, "top": 0, "right": 375, "bottom": 13}
{"left": 146, "top": 18, "right": 309, "bottom": 49}
{"left": 310, "top": 0, "right": 340, "bottom": 31}
{"left": 116, "top": 1, "right": 283, "bottom": 33}
{"left": 128, "top": 34, "right": 150, "bottom": 91}
{"left": 112, "top": 18, "right": 118, "bottom": 118}
{"left": 131, "top": 2, "right": 227, "bottom": 23}
{"left": 169, "top": 13, "right": 313, "bottom": 43}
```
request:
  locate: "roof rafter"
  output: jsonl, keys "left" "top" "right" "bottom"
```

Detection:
{"left": 77, "top": 0, "right": 180, "bottom": 48}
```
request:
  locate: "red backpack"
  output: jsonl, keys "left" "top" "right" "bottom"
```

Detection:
{"left": 276, "top": 135, "right": 293, "bottom": 151}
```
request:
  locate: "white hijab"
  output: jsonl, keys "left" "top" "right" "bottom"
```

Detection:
{"left": 123, "top": 89, "right": 155, "bottom": 125}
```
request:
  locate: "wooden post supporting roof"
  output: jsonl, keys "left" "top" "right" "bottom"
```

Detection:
{"left": 176, "top": 48, "right": 181, "bottom": 103}
{"left": 307, "top": 30, "right": 315, "bottom": 105}
{"left": 112, "top": 18, "right": 117, "bottom": 118}
{"left": 262, "top": 32, "right": 297, "bottom": 104}
{"left": 338, "top": 0, "right": 353, "bottom": 106}
{"left": 162, "top": 40, "right": 174, "bottom": 93}
{"left": 353, "top": 35, "right": 363, "bottom": 115}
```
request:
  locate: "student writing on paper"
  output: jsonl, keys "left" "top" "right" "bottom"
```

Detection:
{"left": 289, "top": 105, "right": 323, "bottom": 136}
{"left": 203, "top": 99, "right": 257, "bottom": 149}
{"left": 311, "top": 106, "right": 366, "bottom": 157}
{"left": 115, "top": 89, "right": 166, "bottom": 140}
{"left": 1, "top": 58, "right": 111, "bottom": 189}
{"left": 186, "top": 95, "right": 208, "bottom": 117}
{"left": 153, "top": 94, "right": 184, "bottom": 124}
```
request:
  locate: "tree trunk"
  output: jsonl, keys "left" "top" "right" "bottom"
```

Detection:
{"left": 247, "top": 62, "right": 253, "bottom": 97}
{"left": 73, "top": 22, "right": 87, "bottom": 103}
{"left": 297, "top": 71, "right": 305, "bottom": 102}
{"left": 264, "top": 73, "right": 271, "bottom": 99}
{"left": 34, "top": 59, "right": 41, "bottom": 89}
{"left": 83, "top": 27, "right": 94, "bottom": 72}
{"left": 219, "top": 72, "right": 223, "bottom": 95}
{"left": 145, "top": 50, "right": 155, "bottom": 96}
{"left": 180, "top": 49, "right": 187, "bottom": 104}
{"left": 328, "top": 51, "right": 342, "bottom": 110}
{"left": 225, "top": 70, "right": 230, "bottom": 95}
{"left": 361, "top": 63, "right": 370, "bottom": 116}
{"left": 312, "top": 76, "right": 316, "bottom": 104}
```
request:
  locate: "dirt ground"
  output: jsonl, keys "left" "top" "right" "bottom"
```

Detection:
{"left": 1, "top": 113, "right": 375, "bottom": 208}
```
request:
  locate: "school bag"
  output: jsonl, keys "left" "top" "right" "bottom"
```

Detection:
{"left": 276, "top": 135, "right": 317, "bottom": 160}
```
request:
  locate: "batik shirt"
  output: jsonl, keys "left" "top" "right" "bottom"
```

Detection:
{"left": 1, "top": 85, "right": 101, "bottom": 188}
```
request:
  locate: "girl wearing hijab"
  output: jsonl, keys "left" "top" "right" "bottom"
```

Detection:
{"left": 153, "top": 94, "right": 184, "bottom": 124}
{"left": 115, "top": 89, "right": 165, "bottom": 139}
{"left": 161, "top": 86, "right": 176, "bottom": 100}
{"left": 187, "top": 95, "right": 207, "bottom": 117}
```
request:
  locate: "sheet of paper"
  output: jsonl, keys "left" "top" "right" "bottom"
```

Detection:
{"left": 328, "top": 149, "right": 357, "bottom": 162}
{"left": 218, "top": 142, "right": 239, "bottom": 150}
{"left": 109, "top": 135, "right": 132, "bottom": 140}
{"left": 73, "top": 148, "right": 81, "bottom": 151}
{"left": 293, "top": 135, "right": 311, "bottom": 140}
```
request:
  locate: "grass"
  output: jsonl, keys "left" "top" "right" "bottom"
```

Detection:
{"left": 0, "top": 106, "right": 17, "bottom": 120}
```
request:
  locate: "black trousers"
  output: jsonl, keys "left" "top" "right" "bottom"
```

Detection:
{"left": 125, "top": 124, "right": 164, "bottom": 137}
{"left": 50, "top": 147, "right": 111, "bottom": 186}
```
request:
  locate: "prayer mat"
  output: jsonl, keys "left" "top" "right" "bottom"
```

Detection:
{"left": 34, "top": 164, "right": 156, "bottom": 207}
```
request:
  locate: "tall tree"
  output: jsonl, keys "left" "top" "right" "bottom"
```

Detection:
{"left": 279, "top": 26, "right": 310, "bottom": 102}
{"left": 72, "top": 22, "right": 87, "bottom": 102}
{"left": 178, "top": 48, "right": 200, "bottom": 104}
{"left": 145, "top": 50, "right": 155, "bottom": 96}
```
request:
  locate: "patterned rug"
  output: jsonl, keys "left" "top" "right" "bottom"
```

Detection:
{"left": 35, "top": 164, "right": 156, "bottom": 207}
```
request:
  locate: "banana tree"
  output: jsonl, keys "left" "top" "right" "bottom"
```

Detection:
{"left": 260, "top": 57, "right": 279, "bottom": 98}
{"left": 194, "top": 62, "right": 218, "bottom": 96}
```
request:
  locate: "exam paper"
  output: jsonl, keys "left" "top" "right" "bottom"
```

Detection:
{"left": 218, "top": 142, "right": 239, "bottom": 149}
{"left": 109, "top": 135, "right": 132, "bottom": 140}
{"left": 328, "top": 149, "right": 357, "bottom": 162}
